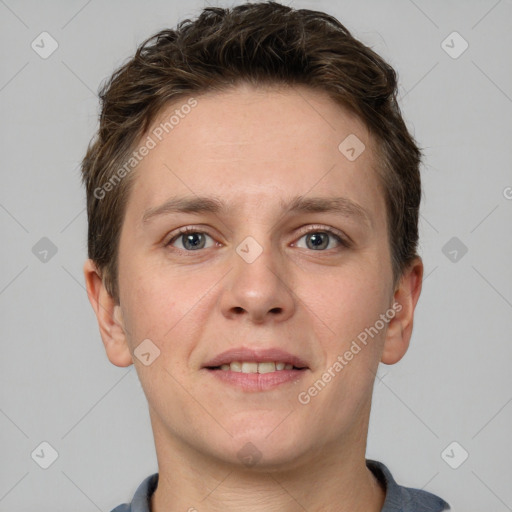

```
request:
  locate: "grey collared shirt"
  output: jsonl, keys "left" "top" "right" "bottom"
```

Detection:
{"left": 110, "top": 459, "right": 450, "bottom": 511}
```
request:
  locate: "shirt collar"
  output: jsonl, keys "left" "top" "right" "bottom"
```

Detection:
{"left": 366, "top": 459, "right": 450, "bottom": 511}
{"left": 125, "top": 472, "right": 157, "bottom": 512}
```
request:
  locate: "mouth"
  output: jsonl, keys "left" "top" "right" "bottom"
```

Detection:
{"left": 203, "top": 346, "right": 309, "bottom": 370}
{"left": 206, "top": 361, "right": 307, "bottom": 372}
{"left": 202, "top": 347, "right": 309, "bottom": 392}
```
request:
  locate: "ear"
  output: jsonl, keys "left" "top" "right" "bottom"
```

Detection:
{"left": 83, "top": 259, "right": 133, "bottom": 367}
{"left": 381, "top": 257, "right": 424, "bottom": 365}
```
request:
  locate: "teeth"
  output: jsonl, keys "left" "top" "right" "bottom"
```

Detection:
{"left": 230, "top": 361, "right": 242, "bottom": 372}
{"left": 258, "top": 362, "right": 276, "bottom": 374}
{"left": 220, "top": 361, "right": 297, "bottom": 373}
{"left": 241, "top": 362, "right": 258, "bottom": 373}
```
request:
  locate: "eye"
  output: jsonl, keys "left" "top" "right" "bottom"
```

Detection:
{"left": 166, "top": 227, "right": 216, "bottom": 251}
{"left": 294, "top": 226, "right": 349, "bottom": 251}
{"left": 165, "top": 225, "right": 350, "bottom": 252}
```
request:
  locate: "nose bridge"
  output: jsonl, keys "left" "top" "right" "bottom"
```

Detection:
{"left": 220, "top": 229, "right": 295, "bottom": 322}
{"left": 236, "top": 233, "right": 281, "bottom": 288}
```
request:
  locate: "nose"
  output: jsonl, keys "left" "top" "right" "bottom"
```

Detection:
{"left": 219, "top": 237, "right": 296, "bottom": 324}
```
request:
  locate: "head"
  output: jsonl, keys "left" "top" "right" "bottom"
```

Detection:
{"left": 83, "top": 1, "right": 423, "bottom": 469}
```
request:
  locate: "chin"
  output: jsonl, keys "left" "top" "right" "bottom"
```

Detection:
{"left": 210, "top": 421, "right": 313, "bottom": 471}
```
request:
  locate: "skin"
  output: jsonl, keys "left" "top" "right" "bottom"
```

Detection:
{"left": 84, "top": 83, "right": 423, "bottom": 512}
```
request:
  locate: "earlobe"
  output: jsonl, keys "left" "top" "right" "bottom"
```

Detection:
{"left": 381, "top": 257, "right": 423, "bottom": 365}
{"left": 83, "top": 259, "right": 133, "bottom": 367}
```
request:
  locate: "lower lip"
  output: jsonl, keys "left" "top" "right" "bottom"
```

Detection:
{"left": 204, "top": 368, "right": 308, "bottom": 392}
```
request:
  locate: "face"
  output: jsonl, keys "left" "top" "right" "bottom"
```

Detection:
{"left": 85, "top": 84, "right": 422, "bottom": 470}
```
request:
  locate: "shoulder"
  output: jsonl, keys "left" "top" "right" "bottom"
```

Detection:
{"left": 367, "top": 459, "right": 451, "bottom": 512}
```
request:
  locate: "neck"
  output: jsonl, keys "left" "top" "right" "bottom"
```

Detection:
{"left": 149, "top": 410, "right": 385, "bottom": 512}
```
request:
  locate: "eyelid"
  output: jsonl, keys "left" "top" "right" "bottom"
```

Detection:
{"left": 165, "top": 225, "right": 218, "bottom": 247}
{"left": 164, "top": 224, "right": 351, "bottom": 249}
{"left": 293, "top": 224, "right": 351, "bottom": 248}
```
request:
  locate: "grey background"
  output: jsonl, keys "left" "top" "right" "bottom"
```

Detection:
{"left": 1, "top": 0, "right": 511, "bottom": 510}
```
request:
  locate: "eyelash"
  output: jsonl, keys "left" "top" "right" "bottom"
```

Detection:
{"left": 165, "top": 224, "right": 351, "bottom": 251}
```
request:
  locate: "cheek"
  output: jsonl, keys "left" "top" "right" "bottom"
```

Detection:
{"left": 297, "top": 274, "right": 390, "bottom": 429}
{"left": 304, "top": 262, "right": 391, "bottom": 342}
{"left": 118, "top": 257, "right": 219, "bottom": 365}
{"left": 299, "top": 265, "right": 391, "bottom": 413}
{"left": 121, "top": 281, "right": 179, "bottom": 348}
{"left": 118, "top": 267, "right": 206, "bottom": 415}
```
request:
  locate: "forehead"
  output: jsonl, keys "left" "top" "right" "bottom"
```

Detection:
{"left": 124, "top": 84, "right": 385, "bottom": 227}
{"left": 149, "top": 83, "right": 369, "bottom": 153}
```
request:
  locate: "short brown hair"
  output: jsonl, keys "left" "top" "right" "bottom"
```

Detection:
{"left": 81, "top": 1, "right": 421, "bottom": 304}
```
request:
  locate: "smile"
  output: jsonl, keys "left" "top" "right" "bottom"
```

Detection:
{"left": 212, "top": 361, "right": 301, "bottom": 373}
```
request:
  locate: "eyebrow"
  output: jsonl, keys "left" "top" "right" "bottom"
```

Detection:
{"left": 141, "top": 195, "right": 372, "bottom": 228}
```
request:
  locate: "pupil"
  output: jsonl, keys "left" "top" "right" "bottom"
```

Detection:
{"left": 185, "top": 233, "right": 204, "bottom": 250}
{"left": 308, "top": 233, "right": 327, "bottom": 250}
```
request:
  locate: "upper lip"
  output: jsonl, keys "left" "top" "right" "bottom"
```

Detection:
{"left": 203, "top": 347, "right": 309, "bottom": 369}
